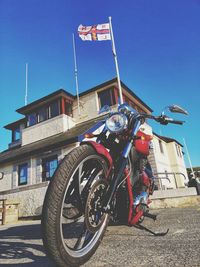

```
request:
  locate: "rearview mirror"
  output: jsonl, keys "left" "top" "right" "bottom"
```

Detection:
{"left": 168, "top": 105, "right": 188, "bottom": 115}
{"left": 162, "top": 105, "right": 188, "bottom": 116}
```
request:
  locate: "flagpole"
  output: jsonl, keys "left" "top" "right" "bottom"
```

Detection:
{"left": 183, "top": 138, "right": 195, "bottom": 178}
{"left": 108, "top": 16, "right": 123, "bottom": 104}
{"left": 25, "top": 63, "right": 28, "bottom": 105}
{"left": 72, "top": 33, "right": 81, "bottom": 116}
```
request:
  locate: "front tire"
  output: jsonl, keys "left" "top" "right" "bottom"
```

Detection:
{"left": 41, "top": 145, "right": 109, "bottom": 267}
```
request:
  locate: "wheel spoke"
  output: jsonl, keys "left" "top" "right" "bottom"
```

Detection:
{"left": 60, "top": 153, "right": 109, "bottom": 257}
{"left": 73, "top": 223, "right": 91, "bottom": 250}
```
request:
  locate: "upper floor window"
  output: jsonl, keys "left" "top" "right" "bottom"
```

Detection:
{"left": 98, "top": 88, "right": 116, "bottom": 109}
{"left": 65, "top": 101, "right": 73, "bottom": 117}
{"left": 26, "top": 100, "right": 61, "bottom": 127}
{"left": 28, "top": 113, "right": 37, "bottom": 126}
{"left": 12, "top": 128, "right": 20, "bottom": 142}
{"left": 38, "top": 107, "right": 48, "bottom": 122}
{"left": 50, "top": 101, "right": 60, "bottom": 118}
{"left": 175, "top": 144, "right": 182, "bottom": 158}
{"left": 159, "top": 140, "right": 164, "bottom": 154}
{"left": 42, "top": 156, "right": 58, "bottom": 181}
{"left": 18, "top": 163, "right": 28, "bottom": 186}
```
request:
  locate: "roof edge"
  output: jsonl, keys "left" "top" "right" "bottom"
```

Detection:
{"left": 154, "top": 132, "right": 183, "bottom": 147}
{"left": 16, "top": 89, "right": 75, "bottom": 115}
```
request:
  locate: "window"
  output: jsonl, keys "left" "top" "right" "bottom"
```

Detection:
{"left": 38, "top": 107, "right": 48, "bottom": 122}
{"left": 176, "top": 144, "right": 182, "bottom": 158}
{"left": 18, "top": 163, "right": 28, "bottom": 185}
{"left": 65, "top": 101, "right": 73, "bottom": 117}
{"left": 12, "top": 128, "right": 20, "bottom": 142}
{"left": 42, "top": 156, "right": 58, "bottom": 181}
{"left": 27, "top": 113, "right": 37, "bottom": 126}
{"left": 49, "top": 101, "right": 60, "bottom": 118}
{"left": 26, "top": 100, "right": 61, "bottom": 127}
{"left": 98, "top": 88, "right": 116, "bottom": 108}
{"left": 179, "top": 146, "right": 182, "bottom": 158}
{"left": 159, "top": 140, "right": 164, "bottom": 154}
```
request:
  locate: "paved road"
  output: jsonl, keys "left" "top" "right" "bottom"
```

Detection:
{"left": 0, "top": 206, "right": 200, "bottom": 267}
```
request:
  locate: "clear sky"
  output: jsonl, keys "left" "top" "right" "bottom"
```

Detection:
{"left": 0, "top": 0, "right": 199, "bottom": 167}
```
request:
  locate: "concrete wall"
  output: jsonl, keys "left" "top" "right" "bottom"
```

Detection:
{"left": 151, "top": 195, "right": 200, "bottom": 209}
{"left": 152, "top": 136, "right": 175, "bottom": 189}
{"left": 151, "top": 187, "right": 197, "bottom": 199}
{"left": 152, "top": 135, "right": 188, "bottom": 189}
{"left": 0, "top": 183, "right": 48, "bottom": 217}
{"left": 73, "top": 91, "right": 99, "bottom": 122}
{"left": 166, "top": 142, "right": 188, "bottom": 187}
{"left": 0, "top": 144, "right": 78, "bottom": 216}
{"left": 150, "top": 187, "right": 199, "bottom": 209}
{"left": 0, "top": 184, "right": 198, "bottom": 217}
{"left": 22, "top": 114, "right": 75, "bottom": 145}
{"left": 0, "top": 164, "right": 13, "bottom": 192}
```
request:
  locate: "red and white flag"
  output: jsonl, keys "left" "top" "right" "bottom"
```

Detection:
{"left": 78, "top": 23, "right": 111, "bottom": 41}
{"left": 77, "top": 17, "right": 123, "bottom": 104}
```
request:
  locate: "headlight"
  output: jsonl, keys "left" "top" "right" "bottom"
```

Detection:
{"left": 105, "top": 113, "right": 128, "bottom": 133}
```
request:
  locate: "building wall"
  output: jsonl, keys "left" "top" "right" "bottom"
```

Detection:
{"left": 22, "top": 114, "right": 75, "bottom": 145}
{"left": 166, "top": 143, "right": 188, "bottom": 187}
{"left": 0, "top": 143, "right": 78, "bottom": 216}
{"left": 152, "top": 136, "right": 176, "bottom": 189}
{"left": 152, "top": 136, "right": 188, "bottom": 189}
{"left": 0, "top": 164, "right": 13, "bottom": 191}
{"left": 73, "top": 91, "right": 99, "bottom": 122}
{"left": 0, "top": 182, "right": 49, "bottom": 217}
{"left": 73, "top": 82, "right": 138, "bottom": 123}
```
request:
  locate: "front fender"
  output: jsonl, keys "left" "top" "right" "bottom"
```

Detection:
{"left": 81, "top": 141, "right": 113, "bottom": 167}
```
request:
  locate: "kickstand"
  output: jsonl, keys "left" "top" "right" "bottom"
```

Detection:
{"left": 134, "top": 223, "right": 169, "bottom": 236}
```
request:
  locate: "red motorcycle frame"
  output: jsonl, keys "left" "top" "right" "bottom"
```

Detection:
{"left": 83, "top": 129, "right": 153, "bottom": 226}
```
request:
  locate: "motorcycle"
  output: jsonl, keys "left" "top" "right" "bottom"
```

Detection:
{"left": 41, "top": 103, "right": 188, "bottom": 267}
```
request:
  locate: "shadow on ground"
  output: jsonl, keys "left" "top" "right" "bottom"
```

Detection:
{"left": 0, "top": 222, "right": 55, "bottom": 267}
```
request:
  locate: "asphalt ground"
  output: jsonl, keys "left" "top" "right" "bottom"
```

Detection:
{"left": 0, "top": 206, "right": 200, "bottom": 267}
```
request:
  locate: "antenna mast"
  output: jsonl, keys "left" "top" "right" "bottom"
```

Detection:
{"left": 183, "top": 138, "right": 195, "bottom": 178}
{"left": 72, "top": 34, "right": 81, "bottom": 116}
{"left": 25, "top": 63, "right": 28, "bottom": 105}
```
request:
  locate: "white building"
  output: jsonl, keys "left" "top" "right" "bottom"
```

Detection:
{"left": 0, "top": 78, "right": 188, "bottom": 217}
{"left": 150, "top": 133, "right": 188, "bottom": 190}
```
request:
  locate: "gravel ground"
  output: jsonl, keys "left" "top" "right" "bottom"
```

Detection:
{"left": 0, "top": 206, "right": 200, "bottom": 267}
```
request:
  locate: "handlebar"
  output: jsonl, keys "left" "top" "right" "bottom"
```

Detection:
{"left": 140, "top": 114, "right": 185, "bottom": 125}
{"left": 163, "top": 117, "right": 184, "bottom": 125}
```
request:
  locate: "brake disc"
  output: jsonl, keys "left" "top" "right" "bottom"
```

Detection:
{"left": 85, "top": 179, "right": 108, "bottom": 233}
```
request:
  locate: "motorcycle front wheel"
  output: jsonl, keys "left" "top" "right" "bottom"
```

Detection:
{"left": 41, "top": 144, "right": 110, "bottom": 267}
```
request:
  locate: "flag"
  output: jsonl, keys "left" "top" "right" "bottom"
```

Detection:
{"left": 78, "top": 23, "right": 111, "bottom": 41}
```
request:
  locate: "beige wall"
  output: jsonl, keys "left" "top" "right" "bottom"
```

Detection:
{"left": 0, "top": 143, "right": 79, "bottom": 216}
{"left": 0, "top": 164, "right": 13, "bottom": 192}
{"left": 73, "top": 81, "right": 151, "bottom": 123}
{"left": 152, "top": 136, "right": 176, "bottom": 189}
{"left": 22, "top": 114, "right": 75, "bottom": 146}
{"left": 166, "top": 142, "right": 188, "bottom": 187}
{"left": 0, "top": 144, "right": 78, "bottom": 193}
{"left": 73, "top": 92, "right": 99, "bottom": 122}
{"left": 152, "top": 135, "right": 188, "bottom": 189}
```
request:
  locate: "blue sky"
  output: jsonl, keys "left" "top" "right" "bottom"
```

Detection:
{"left": 0, "top": 0, "right": 199, "bottom": 167}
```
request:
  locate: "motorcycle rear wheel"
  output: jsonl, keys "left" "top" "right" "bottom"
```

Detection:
{"left": 42, "top": 144, "right": 110, "bottom": 267}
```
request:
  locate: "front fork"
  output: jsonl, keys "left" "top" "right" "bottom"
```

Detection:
{"left": 102, "top": 119, "right": 141, "bottom": 212}
{"left": 102, "top": 157, "right": 128, "bottom": 212}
